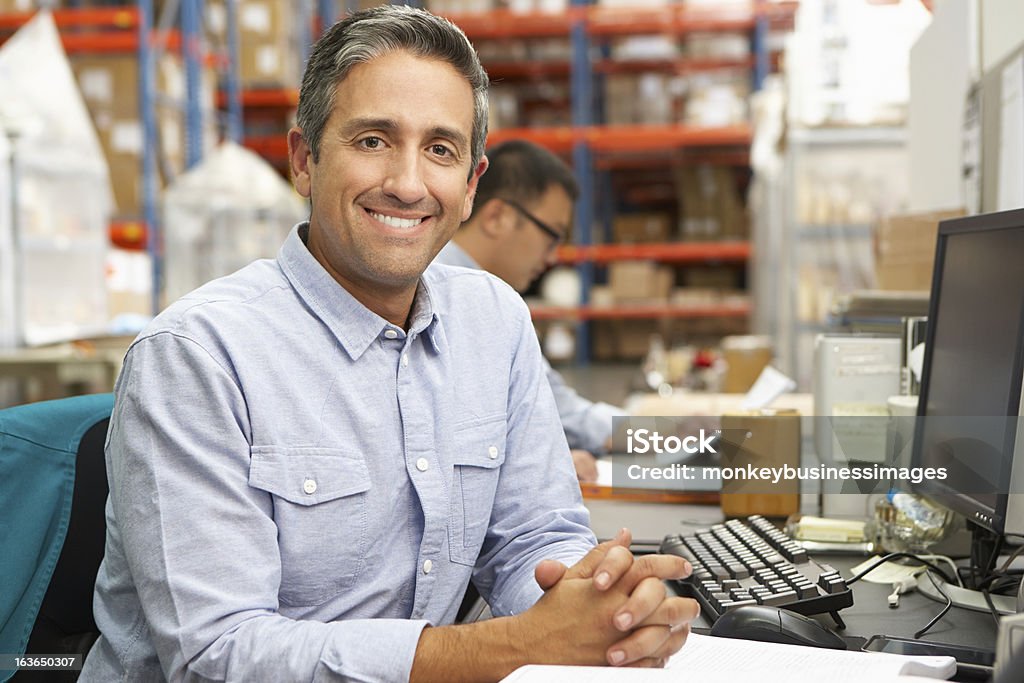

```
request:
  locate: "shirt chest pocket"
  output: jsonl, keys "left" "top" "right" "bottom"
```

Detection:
{"left": 249, "top": 447, "right": 371, "bottom": 607}
{"left": 448, "top": 416, "right": 506, "bottom": 566}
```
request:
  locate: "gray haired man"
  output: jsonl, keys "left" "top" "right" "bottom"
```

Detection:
{"left": 81, "top": 7, "right": 696, "bottom": 681}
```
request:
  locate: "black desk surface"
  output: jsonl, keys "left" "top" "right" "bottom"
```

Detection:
{"left": 676, "top": 553, "right": 1000, "bottom": 681}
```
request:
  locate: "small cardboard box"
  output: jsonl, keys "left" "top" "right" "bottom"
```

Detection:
{"left": 613, "top": 213, "right": 672, "bottom": 243}
{"left": 719, "top": 409, "right": 801, "bottom": 518}
{"left": 608, "top": 261, "right": 673, "bottom": 303}
{"left": 875, "top": 209, "right": 965, "bottom": 291}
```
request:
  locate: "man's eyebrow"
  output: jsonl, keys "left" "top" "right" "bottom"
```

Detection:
{"left": 338, "top": 117, "right": 399, "bottom": 138}
{"left": 427, "top": 126, "right": 469, "bottom": 153}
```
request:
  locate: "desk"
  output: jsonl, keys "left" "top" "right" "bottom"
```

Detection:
{"left": 0, "top": 338, "right": 130, "bottom": 406}
{"left": 585, "top": 501, "right": 997, "bottom": 679}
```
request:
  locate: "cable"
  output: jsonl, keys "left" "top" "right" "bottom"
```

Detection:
{"left": 914, "top": 570, "right": 952, "bottom": 639}
{"left": 918, "top": 554, "right": 964, "bottom": 588}
{"left": 846, "top": 552, "right": 955, "bottom": 586}
{"left": 982, "top": 587, "right": 1003, "bottom": 630}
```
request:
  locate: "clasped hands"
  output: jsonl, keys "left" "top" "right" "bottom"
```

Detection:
{"left": 520, "top": 528, "right": 700, "bottom": 669}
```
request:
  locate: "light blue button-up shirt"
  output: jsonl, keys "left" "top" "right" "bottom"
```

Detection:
{"left": 81, "top": 224, "right": 596, "bottom": 682}
{"left": 436, "top": 241, "right": 626, "bottom": 454}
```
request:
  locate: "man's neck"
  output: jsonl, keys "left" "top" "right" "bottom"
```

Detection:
{"left": 451, "top": 231, "right": 489, "bottom": 270}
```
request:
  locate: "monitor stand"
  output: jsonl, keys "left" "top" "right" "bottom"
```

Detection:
{"left": 915, "top": 573, "right": 1017, "bottom": 615}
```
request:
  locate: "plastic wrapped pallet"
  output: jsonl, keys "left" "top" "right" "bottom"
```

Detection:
{"left": 162, "top": 141, "right": 306, "bottom": 304}
{"left": 0, "top": 12, "right": 113, "bottom": 349}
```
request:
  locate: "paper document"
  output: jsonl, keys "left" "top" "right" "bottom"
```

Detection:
{"left": 501, "top": 633, "right": 955, "bottom": 682}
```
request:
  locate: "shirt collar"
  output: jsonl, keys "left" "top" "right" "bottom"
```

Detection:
{"left": 277, "top": 223, "right": 444, "bottom": 360}
{"left": 436, "top": 240, "right": 482, "bottom": 270}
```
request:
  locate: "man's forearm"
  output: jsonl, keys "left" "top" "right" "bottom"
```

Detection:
{"left": 410, "top": 617, "right": 527, "bottom": 683}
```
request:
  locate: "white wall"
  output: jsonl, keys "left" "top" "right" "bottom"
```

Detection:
{"left": 981, "top": 0, "right": 1024, "bottom": 73}
{"left": 907, "top": 0, "right": 978, "bottom": 212}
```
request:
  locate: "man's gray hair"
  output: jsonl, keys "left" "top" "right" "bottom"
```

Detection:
{"left": 296, "top": 5, "right": 489, "bottom": 177}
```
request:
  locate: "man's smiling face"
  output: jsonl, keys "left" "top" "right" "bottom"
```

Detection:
{"left": 291, "top": 50, "right": 486, "bottom": 302}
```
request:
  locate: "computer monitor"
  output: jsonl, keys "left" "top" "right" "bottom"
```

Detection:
{"left": 910, "top": 208, "right": 1024, "bottom": 613}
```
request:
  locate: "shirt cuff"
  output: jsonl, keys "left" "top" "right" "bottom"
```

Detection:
{"left": 321, "top": 618, "right": 429, "bottom": 682}
{"left": 576, "top": 402, "right": 627, "bottom": 454}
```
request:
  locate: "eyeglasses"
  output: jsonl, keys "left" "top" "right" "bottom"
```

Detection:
{"left": 501, "top": 199, "right": 566, "bottom": 250}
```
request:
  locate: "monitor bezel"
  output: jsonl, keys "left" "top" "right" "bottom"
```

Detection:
{"left": 910, "top": 208, "right": 1024, "bottom": 537}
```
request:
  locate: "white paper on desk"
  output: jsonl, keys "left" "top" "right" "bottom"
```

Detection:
{"left": 501, "top": 633, "right": 955, "bottom": 682}
{"left": 741, "top": 365, "right": 797, "bottom": 410}
{"left": 596, "top": 458, "right": 615, "bottom": 487}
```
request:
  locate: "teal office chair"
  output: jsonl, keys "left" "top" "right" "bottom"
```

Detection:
{"left": 0, "top": 394, "right": 114, "bottom": 683}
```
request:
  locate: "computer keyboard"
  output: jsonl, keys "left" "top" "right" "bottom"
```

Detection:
{"left": 660, "top": 515, "right": 854, "bottom": 627}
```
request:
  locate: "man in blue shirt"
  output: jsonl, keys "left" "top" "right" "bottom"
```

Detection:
{"left": 435, "top": 140, "right": 626, "bottom": 482}
{"left": 81, "top": 7, "right": 697, "bottom": 682}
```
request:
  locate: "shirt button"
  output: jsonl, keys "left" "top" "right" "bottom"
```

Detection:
{"left": 302, "top": 478, "right": 317, "bottom": 495}
{"left": 488, "top": 445, "right": 499, "bottom": 459}
{"left": 384, "top": 329, "right": 398, "bottom": 339}
{"left": 401, "top": 354, "right": 409, "bottom": 367}
{"left": 423, "top": 559, "right": 433, "bottom": 574}
{"left": 416, "top": 457, "right": 429, "bottom": 472}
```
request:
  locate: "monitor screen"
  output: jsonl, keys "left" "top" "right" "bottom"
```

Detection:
{"left": 912, "top": 208, "right": 1024, "bottom": 536}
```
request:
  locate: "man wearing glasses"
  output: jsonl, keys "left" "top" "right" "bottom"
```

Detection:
{"left": 435, "top": 140, "right": 625, "bottom": 482}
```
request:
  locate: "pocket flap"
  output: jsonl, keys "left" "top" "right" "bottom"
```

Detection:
{"left": 451, "top": 416, "right": 506, "bottom": 469}
{"left": 249, "top": 447, "right": 371, "bottom": 506}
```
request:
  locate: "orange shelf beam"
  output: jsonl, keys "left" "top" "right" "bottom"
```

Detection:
{"left": 243, "top": 135, "right": 289, "bottom": 160}
{"left": 217, "top": 88, "right": 299, "bottom": 108}
{"left": 487, "top": 124, "right": 751, "bottom": 154}
{"left": 484, "top": 61, "right": 572, "bottom": 80}
{"left": 556, "top": 241, "right": 750, "bottom": 265}
{"left": 0, "top": 7, "right": 138, "bottom": 30}
{"left": 442, "top": 9, "right": 581, "bottom": 40}
{"left": 529, "top": 302, "right": 751, "bottom": 321}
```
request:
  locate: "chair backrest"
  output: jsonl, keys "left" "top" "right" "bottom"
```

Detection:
{"left": 0, "top": 394, "right": 114, "bottom": 682}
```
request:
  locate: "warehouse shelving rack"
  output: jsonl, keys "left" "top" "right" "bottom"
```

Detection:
{"left": 437, "top": 0, "right": 796, "bottom": 362}
{"left": 0, "top": 0, "right": 245, "bottom": 315}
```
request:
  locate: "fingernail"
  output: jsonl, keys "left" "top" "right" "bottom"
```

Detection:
{"left": 609, "top": 650, "right": 625, "bottom": 665}
{"left": 683, "top": 560, "right": 693, "bottom": 577}
{"left": 595, "top": 571, "right": 610, "bottom": 589}
{"left": 615, "top": 612, "right": 633, "bottom": 630}
{"left": 617, "top": 527, "right": 628, "bottom": 540}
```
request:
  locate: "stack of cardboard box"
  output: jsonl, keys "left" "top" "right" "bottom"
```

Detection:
{"left": 71, "top": 54, "right": 215, "bottom": 217}
{"left": 675, "top": 164, "right": 747, "bottom": 240}
{"left": 208, "top": 0, "right": 301, "bottom": 90}
{"left": 874, "top": 209, "right": 964, "bottom": 291}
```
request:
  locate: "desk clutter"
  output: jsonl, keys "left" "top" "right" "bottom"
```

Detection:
{"left": 661, "top": 515, "right": 854, "bottom": 627}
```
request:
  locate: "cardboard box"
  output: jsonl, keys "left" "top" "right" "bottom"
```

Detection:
{"left": 234, "top": 0, "right": 301, "bottom": 89}
{"left": 719, "top": 409, "right": 801, "bottom": 518}
{"left": 875, "top": 209, "right": 965, "bottom": 291}
{"left": 721, "top": 335, "right": 773, "bottom": 393}
{"left": 608, "top": 261, "right": 673, "bottom": 303}
{"left": 613, "top": 212, "right": 671, "bottom": 243}
{"left": 72, "top": 53, "right": 215, "bottom": 214}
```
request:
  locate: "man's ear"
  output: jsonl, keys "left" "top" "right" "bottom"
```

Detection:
{"left": 288, "top": 127, "right": 312, "bottom": 198}
{"left": 475, "top": 198, "right": 514, "bottom": 239}
{"left": 461, "top": 155, "right": 489, "bottom": 222}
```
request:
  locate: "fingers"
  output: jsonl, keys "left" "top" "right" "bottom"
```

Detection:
{"left": 607, "top": 622, "right": 693, "bottom": 667}
{"left": 571, "top": 449, "right": 599, "bottom": 483}
{"left": 534, "top": 559, "right": 568, "bottom": 592}
{"left": 605, "top": 624, "right": 672, "bottom": 667}
{"left": 631, "top": 596, "right": 700, "bottom": 631}
{"left": 562, "top": 528, "right": 632, "bottom": 585}
{"left": 614, "top": 553, "right": 692, "bottom": 595}
{"left": 610, "top": 577, "right": 665, "bottom": 631}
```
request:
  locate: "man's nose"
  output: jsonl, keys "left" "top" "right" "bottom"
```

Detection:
{"left": 382, "top": 149, "right": 428, "bottom": 205}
